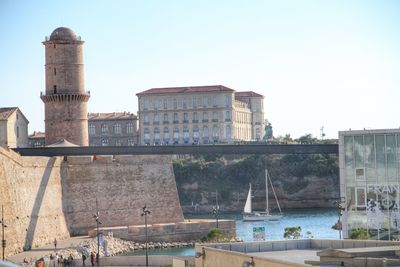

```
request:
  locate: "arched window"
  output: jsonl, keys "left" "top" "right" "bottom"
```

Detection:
{"left": 203, "top": 126, "right": 209, "bottom": 138}
{"left": 101, "top": 124, "right": 108, "bottom": 135}
{"left": 114, "top": 124, "right": 121, "bottom": 134}
{"left": 213, "top": 125, "right": 219, "bottom": 138}
{"left": 115, "top": 139, "right": 121, "bottom": 146}
{"left": 127, "top": 138, "right": 135, "bottom": 146}
{"left": 163, "top": 127, "right": 170, "bottom": 141}
{"left": 154, "top": 127, "right": 160, "bottom": 141}
{"left": 226, "top": 125, "right": 231, "bottom": 139}
{"left": 144, "top": 128, "right": 150, "bottom": 142}
{"left": 127, "top": 123, "right": 134, "bottom": 134}
{"left": 183, "top": 126, "right": 189, "bottom": 142}
{"left": 173, "top": 127, "right": 179, "bottom": 142}
{"left": 193, "top": 127, "right": 199, "bottom": 140}
{"left": 89, "top": 124, "right": 96, "bottom": 135}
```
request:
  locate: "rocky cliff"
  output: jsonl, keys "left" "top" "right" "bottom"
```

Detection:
{"left": 174, "top": 154, "right": 339, "bottom": 213}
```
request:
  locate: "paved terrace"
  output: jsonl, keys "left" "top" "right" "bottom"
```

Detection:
{"left": 196, "top": 239, "right": 400, "bottom": 267}
{"left": 14, "top": 144, "right": 338, "bottom": 156}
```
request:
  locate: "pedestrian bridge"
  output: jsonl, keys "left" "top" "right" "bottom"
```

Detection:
{"left": 14, "top": 144, "right": 338, "bottom": 157}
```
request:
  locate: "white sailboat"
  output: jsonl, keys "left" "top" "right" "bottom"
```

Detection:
{"left": 243, "top": 169, "right": 283, "bottom": 221}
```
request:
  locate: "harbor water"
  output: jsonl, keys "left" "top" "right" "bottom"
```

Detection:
{"left": 125, "top": 208, "right": 340, "bottom": 256}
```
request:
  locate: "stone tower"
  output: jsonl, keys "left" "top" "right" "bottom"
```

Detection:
{"left": 41, "top": 27, "right": 90, "bottom": 146}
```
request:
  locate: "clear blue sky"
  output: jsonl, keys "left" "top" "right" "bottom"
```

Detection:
{"left": 1, "top": 0, "right": 400, "bottom": 139}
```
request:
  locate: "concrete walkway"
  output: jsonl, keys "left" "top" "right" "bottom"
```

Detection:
{"left": 8, "top": 236, "right": 92, "bottom": 265}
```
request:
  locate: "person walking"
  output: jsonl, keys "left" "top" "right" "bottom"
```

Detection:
{"left": 54, "top": 238, "right": 58, "bottom": 250}
{"left": 82, "top": 253, "right": 87, "bottom": 266}
{"left": 90, "top": 252, "right": 95, "bottom": 267}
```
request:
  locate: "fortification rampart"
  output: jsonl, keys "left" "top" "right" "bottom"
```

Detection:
{"left": 0, "top": 147, "right": 70, "bottom": 256}
{"left": 0, "top": 147, "right": 184, "bottom": 257}
{"left": 62, "top": 154, "right": 184, "bottom": 235}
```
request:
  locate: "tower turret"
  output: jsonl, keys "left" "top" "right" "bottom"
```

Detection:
{"left": 41, "top": 27, "right": 90, "bottom": 146}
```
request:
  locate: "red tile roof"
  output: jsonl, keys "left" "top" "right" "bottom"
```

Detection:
{"left": 0, "top": 107, "right": 18, "bottom": 120}
{"left": 29, "top": 131, "right": 45, "bottom": 139}
{"left": 235, "top": 91, "right": 264, "bottom": 98}
{"left": 88, "top": 112, "right": 137, "bottom": 120}
{"left": 136, "top": 85, "right": 235, "bottom": 96}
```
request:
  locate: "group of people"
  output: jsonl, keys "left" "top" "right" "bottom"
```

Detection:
{"left": 49, "top": 253, "right": 74, "bottom": 267}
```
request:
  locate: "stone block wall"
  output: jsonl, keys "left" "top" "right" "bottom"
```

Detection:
{"left": 0, "top": 148, "right": 184, "bottom": 256}
{"left": 62, "top": 154, "right": 184, "bottom": 235}
{"left": 0, "top": 147, "right": 70, "bottom": 257}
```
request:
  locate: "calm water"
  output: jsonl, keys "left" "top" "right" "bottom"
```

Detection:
{"left": 126, "top": 208, "right": 339, "bottom": 256}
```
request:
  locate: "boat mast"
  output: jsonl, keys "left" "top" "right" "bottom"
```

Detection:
{"left": 268, "top": 170, "right": 282, "bottom": 214}
{"left": 265, "top": 169, "right": 269, "bottom": 214}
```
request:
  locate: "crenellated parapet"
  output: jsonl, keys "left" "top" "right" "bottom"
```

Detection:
{"left": 40, "top": 92, "right": 90, "bottom": 103}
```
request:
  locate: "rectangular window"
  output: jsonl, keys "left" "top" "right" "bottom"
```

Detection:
{"left": 203, "top": 96, "right": 208, "bottom": 107}
{"left": 163, "top": 99, "right": 168, "bottom": 109}
{"left": 355, "top": 187, "right": 366, "bottom": 208}
{"left": 173, "top": 98, "right": 177, "bottom": 109}
{"left": 355, "top": 168, "right": 365, "bottom": 180}
{"left": 193, "top": 96, "right": 197, "bottom": 108}
{"left": 153, "top": 99, "right": 158, "bottom": 110}
{"left": 212, "top": 96, "right": 217, "bottom": 107}
{"left": 225, "top": 95, "right": 230, "bottom": 107}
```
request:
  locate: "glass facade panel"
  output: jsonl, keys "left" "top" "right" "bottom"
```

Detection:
{"left": 387, "top": 135, "right": 397, "bottom": 180}
{"left": 341, "top": 131, "right": 400, "bottom": 240}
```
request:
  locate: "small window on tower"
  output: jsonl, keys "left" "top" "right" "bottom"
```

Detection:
{"left": 53, "top": 85, "right": 57, "bottom": 94}
{"left": 54, "top": 68, "right": 56, "bottom": 75}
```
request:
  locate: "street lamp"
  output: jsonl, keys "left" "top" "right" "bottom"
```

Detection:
{"left": 0, "top": 205, "right": 7, "bottom": 261}
{"left": 333, "top": 200, "right": 344, "bottom": 239}
{"left": 141, "top": 206, "right": 151, "bottom": 267}
{"left": 93, "top": 199, "right": 102, "bottom": 267}
{"left": 212, "top": 190, "right": 219, "bottom": 229}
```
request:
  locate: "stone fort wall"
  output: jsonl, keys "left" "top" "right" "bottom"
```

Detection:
{"left": 0, "top": 147, "right": 184, "bottom": 257}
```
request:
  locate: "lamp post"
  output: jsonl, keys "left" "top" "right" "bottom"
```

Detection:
{"left": 93, "top": 199, "right": 101, "bottom": 267}
{"left": 141, "top": 206, "right": 151, "bottom": 267}
{"left": 0, "top": 205, "right": 7, "bottom": 261}
{"left": 333, "top": 200, "right": 344, "bottom": 240}
{"left": 212, "top": 190, "right": 219, "bottom": 229}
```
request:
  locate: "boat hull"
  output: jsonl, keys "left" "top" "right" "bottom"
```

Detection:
{"left": 243, "top": 212, "right": 282, "bottom": 222}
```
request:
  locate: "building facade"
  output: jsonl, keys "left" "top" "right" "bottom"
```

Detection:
{"left": 340, "top": 129, "right": 400, "bottom": 240}
{"left": 88, "top": 112, "right": 138, "bottom": 146}
{"left": 136, "top": 85, "right": 264, "bottom": 145}
{"left": 28, "top": 131, "right": 46, "bottom": 148}
{"left": 0, "top": 107, "right": 29, "bottom": 148}
{"left": 41, "top": 27, "right": 90, "bottom": 146}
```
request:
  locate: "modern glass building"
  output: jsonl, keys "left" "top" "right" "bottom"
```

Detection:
{"left": 340, "top": 129, "right": 400, "bottom": 240}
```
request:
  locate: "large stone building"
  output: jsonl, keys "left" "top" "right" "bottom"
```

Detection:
{"left": 41, "top": 27, "right": 90, "bottom": 146}
{"left": 0, "top": 107, "right": 29, "bottom": 148}
{"left": 339, "top": 128, "right": 400, "bottom": 240}
{"left": 136, "top": 85, "right": 264, "bottom": 145}
{"left": 88, "top": 112, "right": 138, "bottom": 146}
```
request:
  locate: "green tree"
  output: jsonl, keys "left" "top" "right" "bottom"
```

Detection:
{"left": 350, "top": 229, "right": 370, "bottom": 240}
{"left": 295, "top": 134, "right": 318, "bottom": 144}
{"left": 284, "top": 226, "right": 302, "bottom": 239}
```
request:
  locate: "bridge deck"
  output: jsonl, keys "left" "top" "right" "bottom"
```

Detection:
{"left": 13, "top": 144, "right": 338, "bottom": 156}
